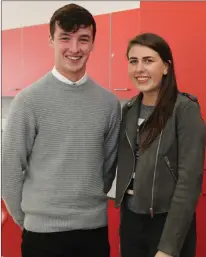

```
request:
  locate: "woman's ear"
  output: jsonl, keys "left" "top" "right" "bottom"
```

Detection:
{"left": 163, "top": 69, "right": 168, "bottom": 75}
{"left": 163, "top": 62, "right": 169, "bottom": 75}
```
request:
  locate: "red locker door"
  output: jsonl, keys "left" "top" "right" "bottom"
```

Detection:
{"left": 86, "top": 14, "right": 110, "bottom": 90}
{"left": 2, "top": 28, "right": 24, "bottom": 96}
{"left": 108, "top": 10, "right": 141, "bottom": 257}
{"left": 22, "top": 24, "right": 54, "bottom": 87}
{"left": 108, "top": 200, "right": 120, "bottom": 257}
{"left": 1, "top": 200, "right": 22, "bottom": 257}
{"left": 140, "top": 1, "right": 206, "bottom": 121}
{"left": 202, "top": 168, "right": 206, "bottom": 195}
{"left": 196, "top": 195, "right": 206, "bottom": 257}
{"left": 203, "top": 151, "right": 206, "bottom": 194}
{"left": 111, "top": 8, "right": 140, "bottom": 99}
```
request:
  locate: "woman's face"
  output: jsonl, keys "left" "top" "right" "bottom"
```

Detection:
{"left": 128, "top": 44, "right": 168, "bottom": 94}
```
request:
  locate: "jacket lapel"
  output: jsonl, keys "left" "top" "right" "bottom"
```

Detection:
{"left": 125, "top": 94, "right": 142, "bottom": 151}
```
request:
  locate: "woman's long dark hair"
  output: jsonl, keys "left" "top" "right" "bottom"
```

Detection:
{"left": 126, "top": 33, "right": 178, "bottom": 150}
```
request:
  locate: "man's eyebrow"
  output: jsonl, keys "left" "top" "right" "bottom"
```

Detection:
{"left": 58, "top": 33, "right": 91, "bottom": 39}
{"left": 79, "top": 34, "right": 91, "bottom": 38}
{"left": 59, "top": 32, "right": 70, "bottom": 36}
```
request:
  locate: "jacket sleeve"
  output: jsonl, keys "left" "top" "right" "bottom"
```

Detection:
{"left": 103, "top": 99, "right": 121, "bottom": 194}
{"left": 2, "top": 93, "right": 37, "bottom": 228}
{"left": 158, "top": 101, "right": 206, "bottom": 257}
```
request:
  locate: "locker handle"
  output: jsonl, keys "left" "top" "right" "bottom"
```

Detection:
{"left": 113, "top": 88, "right": 130, "bottom": 91}
{"left": 9, "top": 88, "right": 20, "bottom": 91}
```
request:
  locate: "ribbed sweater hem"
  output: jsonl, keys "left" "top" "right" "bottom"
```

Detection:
{"left": 23, "top": 208, "right": 108, "bottom": 233}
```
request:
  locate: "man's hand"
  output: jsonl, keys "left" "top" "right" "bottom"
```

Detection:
{"left": 155, "top": 251, "right": 173, "bottom": 257}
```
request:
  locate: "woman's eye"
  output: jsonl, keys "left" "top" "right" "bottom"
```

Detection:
{"left": 145, "top": 59, "right": 153, "bottom": 63}
{"left": 129, "top": 60, "right": 137, "bottom": 64}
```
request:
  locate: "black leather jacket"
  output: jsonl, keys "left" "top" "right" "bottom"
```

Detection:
{"left": 115, "top": 92, "right": 205, "bottom": 257}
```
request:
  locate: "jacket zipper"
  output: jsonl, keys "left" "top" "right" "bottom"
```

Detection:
{"left": 164, "top": 156, "right": 177, "bottom": 183}
{"left": 118, "top": 120, "right": 146, "bottom": 206}
{"left": 118, "top": 130, "right": 136, "bottom": 206}
{"left": 149, "top": 130, "right": 163, "bottom": 218}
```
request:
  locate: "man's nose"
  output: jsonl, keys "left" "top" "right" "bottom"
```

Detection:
{"left": 69, "top": 40, "right": 79, "bottom": 53}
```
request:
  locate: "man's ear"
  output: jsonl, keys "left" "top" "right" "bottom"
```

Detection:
{"left": 49, "top": 34, "right": 54, "bottom": 48}
{"left": 91, "top": 42, "right": 95, "bottom": 51}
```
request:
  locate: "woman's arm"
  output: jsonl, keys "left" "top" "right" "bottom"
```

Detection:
{"left": 158, "top": 101, "right": 206, "bottom": 257}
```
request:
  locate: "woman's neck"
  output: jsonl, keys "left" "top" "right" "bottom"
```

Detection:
{"left": 142, "top": 91, "right": 159, "bottom": 106}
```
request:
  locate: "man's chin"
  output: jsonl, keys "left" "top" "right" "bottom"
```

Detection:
{"left": 65, "top": 65, "right": 84, "bottom": 74}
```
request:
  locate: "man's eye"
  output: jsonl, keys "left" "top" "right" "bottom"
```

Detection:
{"left": 80, "top": 39, "right": 89, "bottom": 43}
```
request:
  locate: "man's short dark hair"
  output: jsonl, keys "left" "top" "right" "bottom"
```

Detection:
{"left": 50, "top": 3, "right": 96, "bottom": 42}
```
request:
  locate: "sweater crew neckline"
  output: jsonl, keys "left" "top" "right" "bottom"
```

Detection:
{"left": 48, "top": 72, "right": 90, "bottom": 90}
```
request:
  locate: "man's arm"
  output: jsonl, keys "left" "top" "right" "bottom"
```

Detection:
{"left": 2, "top": 92, "right": 37, "bottom": 228}
{"left": 103, "top": 99, "right": 121, "bottom": 194}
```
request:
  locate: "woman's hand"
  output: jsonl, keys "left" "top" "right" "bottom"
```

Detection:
{"left": 155, "top": 251, "right": 173, "bottom": 257}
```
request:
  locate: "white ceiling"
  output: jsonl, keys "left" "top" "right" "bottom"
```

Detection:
{"left": 2, "top": 1, "right": 140, "bottom": 30}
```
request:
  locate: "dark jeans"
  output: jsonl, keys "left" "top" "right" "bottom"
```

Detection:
{"left": 120, "top": 206, "right": 196, "bottom": 257}
{"left": 21, "top": 226, "right": 110, "bottom": 257}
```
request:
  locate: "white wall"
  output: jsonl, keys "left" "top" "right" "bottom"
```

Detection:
{"left": 2, "top": 1, "right": 140, "bottom": 30}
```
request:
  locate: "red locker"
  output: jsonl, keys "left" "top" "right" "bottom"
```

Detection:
{"left": 2, "top": 28, "right": 24, "bottom": 96}
{"left": 1, "top": 200, "right": 22, "bottom": 257}
{"left": 86, "top": 14, "right": 110, "bottom": 90}
{"left": 109, "top": 8, "right": 141, "bottom": 257}
{"left": 110, "top": 9, "right": 140, "bottom": 99}
{"left": 22, "top": 24, "right": 54, "bottom": 87}
{"left": 196, "top": 195, "right": 206, "bottom": 257}
{"left": 202, "top": 169, "right": 206, "bottom": 195}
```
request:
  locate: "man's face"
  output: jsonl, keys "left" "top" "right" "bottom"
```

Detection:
{"left": 50, "top": 23, "right": 94, "bottom": 80}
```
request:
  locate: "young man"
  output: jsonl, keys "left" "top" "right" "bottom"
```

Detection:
{"left": 2, "top": 4, "right": 121, "bottom": 257}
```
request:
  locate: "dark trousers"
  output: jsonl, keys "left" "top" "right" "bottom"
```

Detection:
{"left": 120, "top": 207, "right": 196, "bottom": 257}
{"left": 21, "top": 226, "right": 110, "bottom": 257}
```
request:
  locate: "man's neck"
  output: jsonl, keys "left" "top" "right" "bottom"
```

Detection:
{"left": 52, "top": 67, "right": 87, "bottom": 85}
{"left": 56, "top": 67, "right": 86, "bottom": 82}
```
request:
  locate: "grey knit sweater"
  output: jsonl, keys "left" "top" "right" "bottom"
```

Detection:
{"left": 2, "top": 72, "right": 121, "bottom": 232}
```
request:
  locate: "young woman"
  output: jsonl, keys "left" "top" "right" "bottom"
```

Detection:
{"left": 115, "top": 33, "right": 205, "bottom": 257}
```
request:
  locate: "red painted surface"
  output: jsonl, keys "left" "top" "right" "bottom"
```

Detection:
{"left": 110, "top": 9, "right": 139, "bottom": 99}
{"left": 22, "top": 24, "right": 54, "bottom": 87}
{"left": 2, "top": 28, "right": 24, "bottom": 96}
{"left": 87, "top": 14, "right": 110, "bottom": 90}
{"left": 1, "top": 200, "right": 22, "bottom": 257}
{"left": 2, "top": 3, "right": 206, "bottom": 257}
{"left": 108, "top": 201, "right": 120, "bottom": 257}
{"left": 196, "top": 195, "right": 206, "bottom": 257}
{"left": 203, "top": 169, "right": 206, "bottom": 195}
